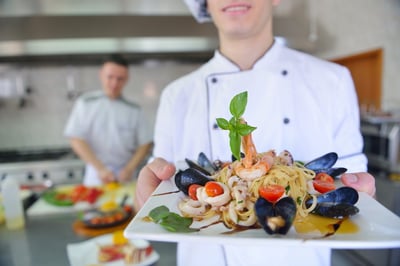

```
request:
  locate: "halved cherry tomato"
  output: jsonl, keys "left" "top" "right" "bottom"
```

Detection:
{"left": 312, "top": 180, "right": 336, "bottom": 193}
{"left": 259, "top": 184, "right": 285, "bottom": 203}
{"left": 314, "top": 173, "right": 335, "bottom": 183}
{"left": 188, "top": 184, "right": 202, "bottom": 200}
{"left": 204, "top": 182, "right": 224, "bottom": 197}
{"left": 313, "top": 173, "right": 336, "bottom": 193}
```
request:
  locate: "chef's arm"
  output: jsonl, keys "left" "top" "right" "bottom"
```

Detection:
{"left": 118, "top": 142, "right": 153, "bottom": 183}
{"left": 69, "top": 138, "right": 115, "bottom": 183}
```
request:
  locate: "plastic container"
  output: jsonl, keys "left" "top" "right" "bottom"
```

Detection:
{"left": 1, "top": 177, "right": 25, "bottom": 229}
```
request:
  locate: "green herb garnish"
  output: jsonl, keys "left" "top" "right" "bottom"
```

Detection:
{"left": 216, "top": 91, "right": 257, "bottom": 161}
{"left": 148, "top": 205, "right": 198, "bottom": 233}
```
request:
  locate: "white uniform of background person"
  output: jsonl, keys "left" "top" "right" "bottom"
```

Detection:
{"left": 64, "top": 90, "right": 151, "bottom": 186}
{"left": 153, "top": 39, "right": 367, "bottom": 266}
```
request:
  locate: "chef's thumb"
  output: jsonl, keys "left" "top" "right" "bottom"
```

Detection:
{"left": 341, "top": 173, "right": 376, "bottom": 197}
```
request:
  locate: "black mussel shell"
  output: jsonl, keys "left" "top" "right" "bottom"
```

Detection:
{"left": 304, "top": 152, "right": 338, "bottom": 171}
{"left": 311, "top": 203, "right": 359, "bottom": 219}
{"left": 198, "top": 152, "right": 218, "bottom": 173}
{"left": 312, "top": 167, "right": 348, "bottom": 177}
{"left": 306, "top": 187, "right": 359, "bottom": 219}
{"left": 255, "top": 197, "right": 297, "bottom": 235}
{"left": 185, "top": 158, "right": 212, "bottom": 176}
{"left": 174, "top": 168, "right": 212, "bottom": 195}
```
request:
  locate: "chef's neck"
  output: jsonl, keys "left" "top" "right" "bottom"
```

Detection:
{"left": 218, "top": 33, "right": 275, "bottom": 71}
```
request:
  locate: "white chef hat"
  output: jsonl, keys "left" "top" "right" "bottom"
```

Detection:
{"left": 183, "top": 0, "right": 212, "bottom": 23}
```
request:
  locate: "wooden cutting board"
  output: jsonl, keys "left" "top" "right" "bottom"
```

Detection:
{"left": 72, "top": 214, "right": 135, "bottom": 238}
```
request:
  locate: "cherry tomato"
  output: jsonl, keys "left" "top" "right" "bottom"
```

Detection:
{"left": 188, "top": 184, "right": 201, "bottom": 200}
{"left": 314, "top": 173, "right": 335, "bottom": 183}
{"left": 204, "top": 182, "right": 224, "bottom": 197}
{"left": 313, "top": 180, "right": 336, "bottom": 193}
{"left": 259, "top": 184, "right": 285, "bottom": 203}
{"left": 313, "top": 173, "right": 336, "bottom": 193}
{"left": 123, "top": 205, "right": 133, "bottom": 213}
{"left": 145, "top": 246, "right": 153, "bottom": 256}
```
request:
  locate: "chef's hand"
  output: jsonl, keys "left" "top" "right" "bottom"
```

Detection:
{"left": 134, "top": 158, "right": 176, "bottom": 212}
{"left": 98, "top": 167, "right": 116, "bottom": 184}
{"left": 118, "top": 167, "right": 134, "bottom": 183}
{"left": 341, "top": 172, "right": 376, "bottom": 197}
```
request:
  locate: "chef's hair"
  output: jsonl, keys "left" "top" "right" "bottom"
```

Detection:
{"left": 104, "top": 54, "right": 129, "bottom": 68}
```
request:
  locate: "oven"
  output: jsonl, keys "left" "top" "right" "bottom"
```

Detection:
{"left": 361, "top": 116, "right": 400, "bottom": 174}
{"left": 0, "top": 147, "right": 84, "bottom": 187}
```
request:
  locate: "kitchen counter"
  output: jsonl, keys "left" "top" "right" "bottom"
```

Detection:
{"left": 0, "top": 213, "right": 177, "bottom": 266}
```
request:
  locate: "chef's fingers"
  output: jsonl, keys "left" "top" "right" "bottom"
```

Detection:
{"left": 341, "top": 172, "right": 376, "bottom": 197}
{"left": 134, "top": 158, "right": 176, "bottom": 211}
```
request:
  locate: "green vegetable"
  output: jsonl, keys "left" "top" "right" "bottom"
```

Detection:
{"left": 148, "top": 206, "right": 198, "bottom": 233}
{"left": 216, "top": 91, "right": 257, "bottom": 160}
{"left": 42, "top": 190, "right": 74, "bottom": 206}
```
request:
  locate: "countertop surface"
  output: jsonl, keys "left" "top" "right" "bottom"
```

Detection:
{"left": 0, "top": 183, "right": 177, "bottom": 266}
{"left": 0, "top": 213, "right": 177, "bottom": 266}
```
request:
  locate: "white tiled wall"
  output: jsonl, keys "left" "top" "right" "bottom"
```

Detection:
{"left": 0, "top": 61, "right": 202, "bottom": 149}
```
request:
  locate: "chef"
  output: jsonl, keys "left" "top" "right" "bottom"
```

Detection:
{"left": 64, "top": 54, "right": 152, "bottom": 186}
{"left": 135, "top": 0, "right": 376, "bottom": 265}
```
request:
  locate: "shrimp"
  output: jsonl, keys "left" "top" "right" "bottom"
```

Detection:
{"left": 234, "top": 120, "right": 273, "bottom": 181}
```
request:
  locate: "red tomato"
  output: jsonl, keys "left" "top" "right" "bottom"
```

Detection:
{"left": 314, "top": 173, "right": 335, "bottom": 183}
{"left": 312, "top": 180, "right": 336, "bottom": 193}
{"left": 85, "top": 188, "right": 103, "bottom": 204}
{"left": 188, "top": 184, "right": 201, "bottom": 200}
{"left": 145, "top": 246, "right": 153, "bottom": 256}
{"left": 313, "top": 173, "right": 336, "bottom": 193}
{"left": 259, "top": 184, "right": 285, "bottom": 203}
{"left": 204, "top": 182, "right": 224, "bottom": 197}
{"left": 70, "top": 185, "right": 87, "bottom": 203}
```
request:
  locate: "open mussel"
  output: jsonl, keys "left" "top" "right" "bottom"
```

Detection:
{"left": 185, "top": 158, "right": 212, "bottom": 176}
{"left": 304, "top": 152, "right": 347, "bottom": 177}
{"left": 305, "top": 187, "right": 359, "bottom": 219}
{"left": 185, "top": 152, "right": 221, "bottom": 176}
{"left": 255, "top": 197, "right": 297, "bottom": 235}
{"left": 175, "top": 168, "right": 212, "bottom": 195}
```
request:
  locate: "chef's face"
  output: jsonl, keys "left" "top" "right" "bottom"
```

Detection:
{"left": 99, "top": 62, "right": 129, "bottom": 99}
{"left": 206, "top": 0, "right": 280, "bottom": 40}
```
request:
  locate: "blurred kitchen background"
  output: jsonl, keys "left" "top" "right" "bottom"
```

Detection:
{"left": 0, "top": 0, "right": 399, "bottom": 265}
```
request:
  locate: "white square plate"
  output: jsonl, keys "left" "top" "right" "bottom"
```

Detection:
{"left": 124, "top": 180, "right": 400, "bottom": 249}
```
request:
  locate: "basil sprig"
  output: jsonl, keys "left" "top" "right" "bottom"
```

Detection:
{"left": 216, "top": 91, "right": 256, "bottom": 161}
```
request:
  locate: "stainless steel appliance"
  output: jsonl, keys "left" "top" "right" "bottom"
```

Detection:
{"left": 361, "top": 115, "right": 400, "bottom": 174}
{"left": 0, "top": 147, "right": 84, "bottom": 186}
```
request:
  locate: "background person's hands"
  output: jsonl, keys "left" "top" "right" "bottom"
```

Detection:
{"left": 341, "top": 172, "right": 376, "bottom": 197}
{"left": 98, "top": 167, "right": 116, "bottom": 184}
{"left": 134, "top": 158, "right": 176, "bottom": 211}
{"left": 118, "top": 167, "right": 134, "bottom": 183}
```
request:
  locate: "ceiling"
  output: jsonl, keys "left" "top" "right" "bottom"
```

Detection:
{"left": 0, "top": 0, "right": 317, "bottom": 62}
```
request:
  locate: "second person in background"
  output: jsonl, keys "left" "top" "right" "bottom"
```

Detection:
{"left": 64, "top": 54, "right": 152, "bottom": 186}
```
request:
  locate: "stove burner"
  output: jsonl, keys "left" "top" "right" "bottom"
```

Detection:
{"left": 0, "top": 148, "right": 77, "bottom": 163}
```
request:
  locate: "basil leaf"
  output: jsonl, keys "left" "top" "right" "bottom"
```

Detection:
{"left": 148, "top": 206, "right": 198, "bottom": 233}
{"left": 216, "top": 118, "right": 230, "bottom": 130}
{"left": 149, "top": 205, "right": 170, "bottom": 222}
{"left": 236, "top": 123, "right": 257, "bottom": 136}
{"left": 230, "top": 91, "right": 248, "bottom": 118}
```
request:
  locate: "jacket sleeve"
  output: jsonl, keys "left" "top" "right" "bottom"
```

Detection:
{"left": 332, "top": 67, "right": 368, "bottom": 173}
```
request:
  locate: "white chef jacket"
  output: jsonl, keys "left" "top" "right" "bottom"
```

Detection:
{"left": 64, "top": 90, "right": 152, "bottom": 186}
{"left": 153, "top": 40, "right": 367, "bottom": 266}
